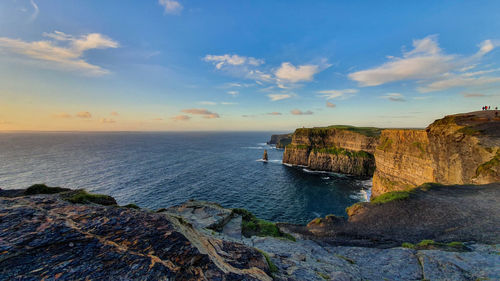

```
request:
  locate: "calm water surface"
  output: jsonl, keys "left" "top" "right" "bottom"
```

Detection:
{"left": 0, "top": 132, "right": 370, "bottom": 224}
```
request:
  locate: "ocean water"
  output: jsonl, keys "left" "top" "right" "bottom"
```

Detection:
{"left": 0, "top": 132, "right": 370, "bottom": 225}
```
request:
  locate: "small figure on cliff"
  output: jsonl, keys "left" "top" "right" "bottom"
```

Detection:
{"left": 262, "top": 149, "right": 268, "bottom": 161}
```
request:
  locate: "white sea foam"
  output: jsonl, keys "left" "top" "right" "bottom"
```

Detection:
{"left": 256, "top": 159, "right": 282, "bottom": 163}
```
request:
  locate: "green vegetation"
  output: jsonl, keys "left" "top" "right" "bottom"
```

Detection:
{"left": 276, "top": 138, "right": 292, "bottom": 148}
{"left": 411, "top": 141, "right": 427, "bottom": 157}
{"left": 401, "top": 240, "right": 468, "bottom": 251}
{"left": 295, "top": 125, "right": 381, "bottom": 137}
{"left": 123, "top": 203, "right": 140, "bottom": 209}
{"left": 377, "top": 137, "right": 393, "bottom": 151}
{"left": 432, "top": 115, "right": 456, "bottom": 126}
{"left": 312, "top": 146, "right": 373, "bottom": 159}
{"left": 285, "top": 144, "right": 309, "bottom": 150}
{"left": 316, "top": 272, "right": 331, "bottom": 280}
{"left": 24, "top": 184, "right": 70, "bottom": 195}
{"left": 457, "top": 126, "right": 481, "bottom": 136}
{"left": 259, "top": 250, "right": 278, "bottom": 274}
{"left": 232, "top": 208, "right": 295, "bottom": 241}
{"left": 401, "top": 242, "right": 416, "bottom": 249}
{"left": 64, "top": 190, "right": 117, "bottom": 206}
{"left": 334, "top": 254, "right": 356, "bottom": 264}
{"left": 476, "top": 150, "right": 500, "bottom": 177}
{"left": 419, "top": 182, "right": 444, "bottom": 191}
{"left": 370, "top": 190, "right": 412, "bottom": 204}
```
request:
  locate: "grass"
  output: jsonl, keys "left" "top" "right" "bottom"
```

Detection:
{"left": 411, "top": 141, "right": 427, "bottom": 157}
{"left": 123, "top": 203, "right": 140, "bottom": 209}
{"left": 259, "top": 250, "right": 278, "bottom": 274}
{"left": 232, "top": 208, "right": 295, "bottom": 241}
{"left": 295, "top": 125, "right": 381, "bottom": 137}
{"left": 401, "top": 240, "right": 468, "bottom": 251}
{"left": 334, "top": 254, "right": 356, "bottom": 264}
{"left": 476, "top": 150, "right": 500, "bottom": 177}
{"left": 377, "top": 137, "right": 393, "bottom": 151}
{"left": 370, "top": 190, "right": 412, "bottom": 204}
{"left": 312, "top": 146, "right": 374, "bottom": 159}
{"left": 316, "top": 272, "right": 331, "bottom": 280}
{"left": 285, "top": 144, "right": 309, "bottom": 150}
{"left": 64, "top": 190, "right": 117, "bottom": 206}
{"left": 24, "top": 184, "right": 70, "bottom": 195}
{"left": 457, "top": 126, "right": 481, "bottom": 136}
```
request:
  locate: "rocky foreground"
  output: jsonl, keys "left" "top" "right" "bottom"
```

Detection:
{"left": 1, "top": 185, "right": 499, "bottom": 280}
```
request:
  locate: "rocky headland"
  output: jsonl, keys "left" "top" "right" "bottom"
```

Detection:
{"left": 1, "top": 184, "right": 499, "bottom": 280}
{"left": 282, "top": 126, "right": 380, "bottom": 177}
{"left": 282, "top": 111, "right": 500, "bottom": 198}
{"left": 267, "top": 134, "right": 292, "bottom": 149}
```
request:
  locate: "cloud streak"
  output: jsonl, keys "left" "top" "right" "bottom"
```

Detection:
{"left": 158, "top": 0, "right": 183, "bottom": 14}
{"left": 181, "top": 108, "right": 220, "bottom": 119}
{"left": 348, "top": 35, "right": 500, "bottom": 92}
{"left": 268, "top": 94, "right": 292, "bottom": 101}
{"left": 0, "top": 31, "right": 118, "bottom": 75}
{"left": 380, "top": 93, "right": 406, "bottom": 102}
{"left": 291, "top": 109, "right": 313, "bottom": 115}
{"left": 318, "top": 89, "right": 358, "bottom": 100}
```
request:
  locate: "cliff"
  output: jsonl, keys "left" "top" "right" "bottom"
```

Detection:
{"left": 372, "top": 111, "right": 500, "bottom": 197}
{"left": 2, "top": 184, "right": 498, "bottom": 281}
{"left": 282, "top": 126, "right": 380, "bottom": 177}
{"left": 267, "top": 133, "right": 292, "bottom": 148}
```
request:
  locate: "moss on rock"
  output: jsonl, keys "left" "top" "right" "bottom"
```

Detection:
{"left": 24, "top": 184, "right": 70, "bottom": 195}
{"left": 64, "top": 190, "right": 117, "bottom": 206}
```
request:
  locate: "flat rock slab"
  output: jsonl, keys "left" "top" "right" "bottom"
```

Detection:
{"left": 223, "top": 215, "right": 243, "bottom": 240}
{"left": 165, "top": 200, "right": 234, "bottom": 230}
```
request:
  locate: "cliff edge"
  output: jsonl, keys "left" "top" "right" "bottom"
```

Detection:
{"left": 282, "top": 126, "right": 380, "bottom": 177}
{"left": 372, "top": 110, "right": 500, "bottom": 197}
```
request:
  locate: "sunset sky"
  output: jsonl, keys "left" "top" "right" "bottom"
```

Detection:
{"left": 1, "top": 0, "right": 499, "bottom": 131}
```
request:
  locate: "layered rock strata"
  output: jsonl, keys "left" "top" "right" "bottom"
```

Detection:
{"left": 372, "top": 111, "right": 500, "bottom": 197}
{"left": 282, "top": 126, "right": 380, "bottom": 177}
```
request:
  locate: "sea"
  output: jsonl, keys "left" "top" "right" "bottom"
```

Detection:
{"left": 0, "top": 132, "right": 371, "bottom": 225}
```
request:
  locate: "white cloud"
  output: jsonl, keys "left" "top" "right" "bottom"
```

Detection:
{"left": 318, "top": 89, "right": 358, "bottom": 100}
{"left": 348, "top": 35, "right": 500, "bottom": 92}
{"left": 158, "top": 0, "right": 183, "bottom": 14}
{"left": 227, "top": 91, "right": 239, "bottom": 96}
{"left": 326, "top": 102, "right": 336, "bottom": 108}
{"left": 0, "top": 31, "right": 118, "bottom": 75}
{"left": 111, "top": 111, "right": 119, "bottom": 116}
{"left": 29, "top": 0, "right": 39, "bottom": 22}
{"left": 268, "top": 94, "right": 292, "bottom": 101}
{"left": 204, "top": 54, "right": 264, "bottom": 70}
{"left": 291, "top": 109, "right": 313, "bottom": 115}
{"left": 419, "top": 75, "right": 500, "bottom": 93}
{"left": 380, "top": 93, "right": 406, "bottom": 102}
{"left": 275, "top": 62, "right": 320, "bottom": 83}
{"left": 221, "top": 102, "right": 237, "bottom": 105}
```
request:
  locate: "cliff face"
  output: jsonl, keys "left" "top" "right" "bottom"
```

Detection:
{"left": 372, "top": 111, "right": 500, "bottom": 197}
{"left": 267, "top": 133, "right": 292, "bottom": 148}
{"left": 282, "top": 126, "right": 380, "bottom": 177}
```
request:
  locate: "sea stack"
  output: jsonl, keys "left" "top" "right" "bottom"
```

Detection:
{"left": 263, "top": 149, "right": 268, "bottom": 161}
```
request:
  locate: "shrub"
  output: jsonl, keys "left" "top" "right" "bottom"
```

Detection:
{"left": 65, "top": 190, "right": 117, "bottom": 206}
{"left": 371, "top": 190, "right": 411, "bottom": 204}
{"left": 24, "top": 184, "right": 70, "bottom": 195}
{"left": 233, "top": 208, "right": 295, "bottom": 241}
{"left": 123, "top": 203, "right": 140, "bottom": 209}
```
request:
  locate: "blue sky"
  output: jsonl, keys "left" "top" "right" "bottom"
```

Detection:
{"left": 0, "top": 0, "right": 499, "bottom": 131}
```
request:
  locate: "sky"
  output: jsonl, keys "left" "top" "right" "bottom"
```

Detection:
{"left": 0, "top": 0, "right": 499, "bottom": 131}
